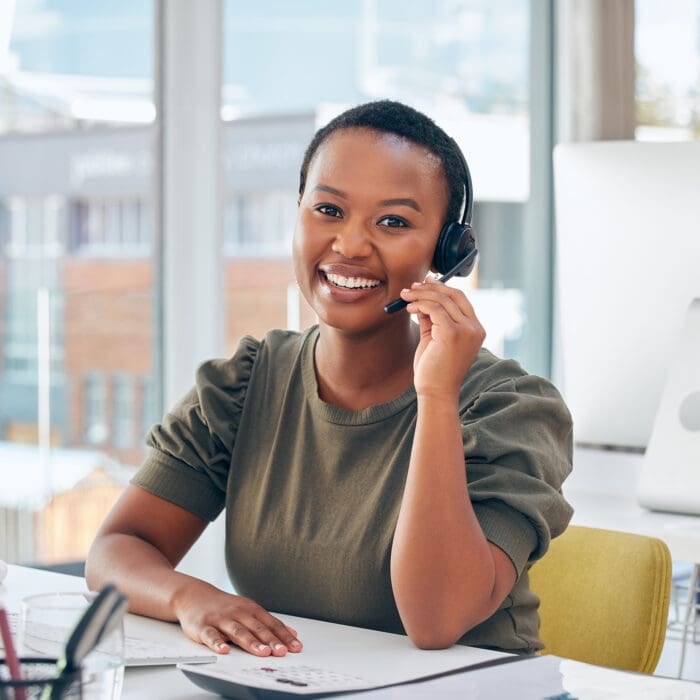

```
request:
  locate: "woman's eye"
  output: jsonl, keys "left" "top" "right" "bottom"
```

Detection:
{"left": 316, "top": 204, "right": 343, "bottom": 218}
{"left": 377, "top": 215, "right": 408, "bottom": 228}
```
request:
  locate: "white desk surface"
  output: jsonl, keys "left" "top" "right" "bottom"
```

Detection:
{"left": 567, "top": 446, "right": 700, "bottom": 563}
{"left": 2, "top": 564, "right": 700, "bottom": 698}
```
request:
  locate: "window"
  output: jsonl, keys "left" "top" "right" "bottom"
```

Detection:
{"left": 113, "top": 374, "right": 135, "bottom": 449}
{"left": 2, "top": 197, "right": 64, "bottom": 381}
{"left": 140, "top": 375, "right": 158, "bottom": 437}
{"left": 0, "top": 200, "right": 8, "bottom": 248}
{"left": 83, "top": 373, "right": 108, "bottom": 446}
{"left": 635, "top": 0, "right": 700, "bottom": 140}
{"left": 224, "top": 190, "right": 297, "bottom": 257}
{"left": 0, "top": 1, "right": 157, "bottom": 567}
{"left": 70, "top": 199, "right": 151, "bottom": 256}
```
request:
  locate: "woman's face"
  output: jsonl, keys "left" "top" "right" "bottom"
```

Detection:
{"left": 293, "top": 127, "right": 449, "bottom": 336}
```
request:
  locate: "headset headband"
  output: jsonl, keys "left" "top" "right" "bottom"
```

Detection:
{"left": 450, "top": 137, "right": 473, "bottom": 226}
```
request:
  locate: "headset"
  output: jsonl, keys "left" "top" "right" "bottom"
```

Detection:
{"left": 384, "top": 139, "right": 478, "bottom": 313}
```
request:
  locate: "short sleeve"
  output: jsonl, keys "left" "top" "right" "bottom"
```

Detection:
{"left": 462, "top": 373, "right": 574, "bottom": 578}
{"left": 130, "top": 335, "right": 260, "bottom": 521}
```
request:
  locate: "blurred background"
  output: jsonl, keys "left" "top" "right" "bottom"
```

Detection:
{"left": 0, "top": 0, "right": 697, "bottom": 572}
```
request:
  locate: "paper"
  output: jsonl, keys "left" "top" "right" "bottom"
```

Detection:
{"left": 341, "top": 656, "right": 700, "bottom": 700}
{"left": 560, "top": 658, "right": 700, "bottom": 699}
{"left": 179, "top": 613, "right": 509, "bottom": 696}
{"left": 122, "top": 614, "right": 216, "bottom": 666}
{"left": 1, "top": 603, "right": 213, "bottom": 666}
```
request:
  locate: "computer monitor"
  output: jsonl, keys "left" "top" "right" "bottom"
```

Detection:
{"left": 553, "top": 140, "right": 700, "bottom": 451}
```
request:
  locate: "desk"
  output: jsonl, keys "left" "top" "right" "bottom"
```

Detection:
{"left": 567, "top": 446, "right": 700, "bottom": 562}
{"left": 2, "top": 564, "right": 699, "bottom": 698}
{"left": 0, "top": 565, "right": 208, "bottom": 699}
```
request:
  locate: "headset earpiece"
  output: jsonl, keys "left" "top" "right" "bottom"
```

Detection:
{"left": 430, "top": 138, "right": 477, "bottom": 277}
{"left": 432, "top": 222, "right": 477, "bottom": 276}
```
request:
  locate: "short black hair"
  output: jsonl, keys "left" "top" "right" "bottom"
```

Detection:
{"left": 298, "top": 100, "right": 469, "bottom": 223}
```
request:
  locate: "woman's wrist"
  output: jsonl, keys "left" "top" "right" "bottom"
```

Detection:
{"left": 415, "top": 391, "right": 460, "bottom": 415}
{"left": 169, "top": 573, "right": 219, "bottom": 619}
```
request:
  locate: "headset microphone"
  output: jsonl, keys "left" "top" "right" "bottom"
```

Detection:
{"left": 384, "top": 139, "right": 478, "bottom": 314}
{"left": 383, "top": 247, "right": 478, "bottom": 314}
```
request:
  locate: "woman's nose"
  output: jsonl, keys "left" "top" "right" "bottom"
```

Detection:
{"left": 331, "top": 222, "right": 373, "bottom": 259}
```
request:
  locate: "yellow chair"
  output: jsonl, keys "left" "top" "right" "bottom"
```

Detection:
{"left": 529, "top": 524, "right": 672, "bottom": 674}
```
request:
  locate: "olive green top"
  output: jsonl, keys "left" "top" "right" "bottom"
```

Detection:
{"left": 132, "top": 325, "right": 573, "bottom": 653}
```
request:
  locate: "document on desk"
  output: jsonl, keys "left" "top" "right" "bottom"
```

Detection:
{"left": 123, "top": 613, "right": 217, "bottom": 666}
{"left": 340, "top": 655, "right": 700, "bottom": 700}
{"left": 1, "top": 609, "right": 216, "bottom": 666}
{"left": 178, "top": 613, "right": 512, "bottom": 698}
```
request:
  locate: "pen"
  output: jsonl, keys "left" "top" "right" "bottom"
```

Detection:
{"left": 0, "top": 598, "right": 26, "bottom": 700}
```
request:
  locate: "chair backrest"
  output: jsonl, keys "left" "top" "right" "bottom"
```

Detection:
{"left": 528, "top": 524, "right": 672, "bottom": 674}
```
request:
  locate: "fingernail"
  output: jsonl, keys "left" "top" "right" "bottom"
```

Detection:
{"left": 290, "top": 640, "right": 301, "bottom": 650}
{"left": 273, "top": 643, "right": 286, "bottom": 652}
{"left": 400, "top": 288, "right": 410, "bottom": 295}
{"left": 217, "top": 641, "right": 229, "bottom": 651}
{"left": 258, "top": 643, "right": 270, "bottom": 652}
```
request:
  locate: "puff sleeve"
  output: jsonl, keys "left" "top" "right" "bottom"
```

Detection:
{"left": 462, "top": 369, "right": 574, "bottom": 579}
{"left": 130, "top": 336, "right": 260, "bottom": 521}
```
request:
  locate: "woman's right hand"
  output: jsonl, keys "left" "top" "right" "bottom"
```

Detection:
{"left": 173, "top": 580, "right": 303, "bottom": 656}
{"left": 86, "top": 486, "right": 303, "bottom": 658}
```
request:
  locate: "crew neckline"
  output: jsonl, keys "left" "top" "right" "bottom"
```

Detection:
{"left": 300, "top": 326, "right": 416, "bottom": 425}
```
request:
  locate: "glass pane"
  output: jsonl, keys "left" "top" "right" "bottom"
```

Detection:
{"left": 635, "top": 0, "right": 700, "bottom": 140}
{"left": 222, "top": 0, "right": 532, "bottom": 364}
{"left": 0, "top": 1, "right": 157, "bottom": 567}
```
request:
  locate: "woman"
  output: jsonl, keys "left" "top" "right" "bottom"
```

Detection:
{"left": 86, "top": 100, "right": 573, "bottom": 658}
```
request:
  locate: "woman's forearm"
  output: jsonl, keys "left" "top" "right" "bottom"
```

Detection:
{"left": 390, "top": 395, "right": 504, "bottom": 648}
{"left": 85, "top": 533, "right": 215, "bottom": 621}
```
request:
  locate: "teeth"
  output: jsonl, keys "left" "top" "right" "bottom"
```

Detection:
{"left": 325, "top": 272, "right": 381, "bottom": 289}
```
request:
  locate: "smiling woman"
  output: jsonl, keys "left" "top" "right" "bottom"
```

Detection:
{"left": 85, "top": 100, "right": 573, "bottom": 659}
{"left": 293, "top": 126, "right": 446, "bottom": 341}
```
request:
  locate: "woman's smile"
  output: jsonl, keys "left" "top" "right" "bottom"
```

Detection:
{"left": 323, "top": 272, "right": 382, "bottom": 290}
{"left": 318, "top": 263, "right": 385, "bottom": 303}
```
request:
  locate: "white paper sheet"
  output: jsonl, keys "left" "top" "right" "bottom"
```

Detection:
{"left": 178, "top": 613, "right": 509, "bottom": 695}
{"left": 340, "top": 655, "right": 700, "bottom": 700}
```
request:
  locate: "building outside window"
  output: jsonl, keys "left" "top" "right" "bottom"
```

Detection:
{"left": 83, "top": 372, "right": 108, "bottom": 447}
{"left": 70, "top": 198, "right": 151, "bottom": 256}
{"left": 140, "top": 374, "right": 157, "bottom": 438}
{"left": 112, "top": 373, "right": 134, "bottom": 450}
{"left": 224, "top": 190, "right": 297, "bottom": 257}
{"left": 0, "top": 1, "right": 156, "bottom": 566}
{"left": 2, "top": 196, "right": 64, "bottom": 382}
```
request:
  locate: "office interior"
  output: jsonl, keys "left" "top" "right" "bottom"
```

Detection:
{"left": 0, "top": 0, "right": 698, "bottom": 684}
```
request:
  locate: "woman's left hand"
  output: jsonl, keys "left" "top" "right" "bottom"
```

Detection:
{"left": 400, "top": 276, "right": 485, "bottom": 399}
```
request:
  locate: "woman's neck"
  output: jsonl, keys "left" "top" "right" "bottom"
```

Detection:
{"left": 314, "top": 320, "right": 420, "bottom": 411}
